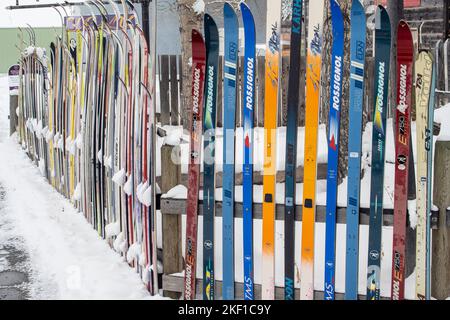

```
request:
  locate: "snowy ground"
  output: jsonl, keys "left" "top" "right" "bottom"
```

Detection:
{"left": 0, "top": 75, "right": 160, "bottom": 299}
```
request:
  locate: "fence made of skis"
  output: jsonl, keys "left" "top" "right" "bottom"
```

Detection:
{"left": 9, "top": 1, "right": 450, "bottom": 301}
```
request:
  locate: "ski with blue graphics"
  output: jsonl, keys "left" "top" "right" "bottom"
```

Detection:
{"left": 202, "top": 14, "right": 219, "bottom": 301}
{"left": 240, "top": 2, "right": 256, "bottom": 301}
{"left": 222, "top": 3, "right": 239, "bottom": 301}
{"left": 284, "top": 0, "right": 303, "bottom": 301}
{"left": 344, "top": 0, "right": 366, "bottom": 301}
{"left": 324, "top": 0, "right": 345, "bottom": 301}
{"left": 366, "top": 5, "right": 391, "bottom": 301}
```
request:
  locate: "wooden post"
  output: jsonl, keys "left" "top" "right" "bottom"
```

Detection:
{"left": 169, "top": 55, "right": 179, "bottom": 126}
{"left": 159, "top": 55, "right": 171, "bottom": 126}
{"left": 161, "top": 144, "right": 182, "bottom": 299}
{"left": 432, "top": 140, "right": 450, "bottom": 299}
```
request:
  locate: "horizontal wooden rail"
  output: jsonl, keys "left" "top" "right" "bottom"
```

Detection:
{"left": 161, "top": 198, "right": 395, "bottom": 226}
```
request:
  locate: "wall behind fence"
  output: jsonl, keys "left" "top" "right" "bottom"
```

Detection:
{"left": 0, "top": 28, "right": 55, "bottom": 73}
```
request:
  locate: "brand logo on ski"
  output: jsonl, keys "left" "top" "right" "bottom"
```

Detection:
{"left": 374, "top": 62, "right": 386, "bottom": 134}
{"left": 310, "top": 24, "right": 322, "bottom": 55}
{"left": 397, "top": 154, "right": 407, "bottom": 170}
{"left": 425, "top": 128, "right": 432, "bottom": 152}
{"left": 269, "top": 23, "right": 280, "bottom": 53}
{"left": 397, "top": 64, "right": 408, "bottom": 113}
{"left": 292, "top": 0, "right": 302, "bottom": 34}
{"left": 204, "top": 240, "right": 213, "bottom": 249}
{"left": 369, "top": 250, "right": 380, "bottom": 260}
{"left": 245, "top": 59, "right": 255, "bottom": 111}
{"left": 392, "top": 250, "right": 403, "bottom": 300}
{"left": 244, "top": 276, "right": 253, "bottom": 300}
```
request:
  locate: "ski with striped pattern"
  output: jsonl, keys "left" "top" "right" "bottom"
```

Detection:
{"left": 344, "top": 0, "right": 366, "bottom": 300}
{"left": 222, "top": 3, "right": 239, "bottom": 300}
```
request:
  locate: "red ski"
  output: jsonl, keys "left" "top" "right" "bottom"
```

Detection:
{"left": 391, "top": 20, "right": 414, "bottom": 300}
{"left": 184, "top": 29, "right": 207, "bottom": 300}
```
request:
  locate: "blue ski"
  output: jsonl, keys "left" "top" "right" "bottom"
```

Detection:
{"left": 222, "top": 3, "right": 239, "bottom": 301}
{"left": 344, "top": 0, "right": 366, "bottom": 300}
{"left": 324, "top": 0, "right": 345, "bottom": 301}
{"left": 241, "top": 2, "right": 256, "bottom": 301}
{"left": 366, "top": 5, "right": 391, "bottom": 301}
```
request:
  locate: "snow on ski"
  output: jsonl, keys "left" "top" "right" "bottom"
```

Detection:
{"left": 324, "top": 0, "right": 344, "bottom": 301}
{"left": 367, "top": 5, "right": 391, "bottom": 301}
{"left": 391, "top": 20, "right": 414, "bottom": 301}
{"left": 184, "top": 29, "right": 206, "bottom": 301}
{"left": 222, "top": 3, "right": 239, "bottom": 301}
{"left": 240, "top": 1, "right": 256, "bottom": 301}
{"left": 414, "top": 50, "right": 433, "bottom": 300}
{"left": 345, "top": 0, "right": 366, "bottom": 301}
{"left": 284, "top": 0, "right": 303, "bottom": 301}
{"left": 202, "top": 14, "right": 219, "bottom": 301}
{"left": 301, "top": 0, "right": 325, "bottom": 301}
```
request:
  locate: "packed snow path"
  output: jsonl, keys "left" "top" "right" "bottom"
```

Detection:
{"left": 0, "top": 76, "right": 155, "bottom": 299}
{"left": 0, "top": 182, "right": 31, "bottom": 300}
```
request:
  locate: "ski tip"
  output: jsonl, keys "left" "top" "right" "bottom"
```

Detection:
{"left": 351, "top": 0, "right": 364, "bottom": 15}
{"left": 375, "top": 5, "right": 390, "bottom": 33}
{"left": 192, "top": 29, "right": 200, "bottom": 37}
{"left": 204, "top": 13, "right": 215, "bottom": 25}
{"left": 240, "top": 1, "right": 250, "bottom": 12}
{"left": 224, "top": 2, "right": 234, "bottom": 13}
{"left": 397, "top": 20, "right": 413, "bottom": 42}
{"left": 192, "top": 28, "right": 204, "bottom": 42}
{"left": 398, "top": 20, "right": 410, "bottom": 30}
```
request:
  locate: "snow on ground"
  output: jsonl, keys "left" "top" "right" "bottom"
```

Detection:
{"left": 0, "top": 75, "right": 161, "bottom": 299}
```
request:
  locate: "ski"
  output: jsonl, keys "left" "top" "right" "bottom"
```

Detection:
{"left": 324, "top": 0, "right": 344, "bottom": 301}
{"left": 414, "top": 50, "right": 433, "bottom": 300}
{"left": 366, "top": 5, "right": 391, "bottom": 301}
{"left": 425, "top": 54, "right": 437, "bottom": 301}
{"left": 184, "top": 29, "right": 206, "bottom": 300}
{"left": 202, "top": 14, "right": 219, "bottom": 301}
{"left": 222, "top": 3, "right": 239, "bottom": 301}
{"left": 240, "top": 2, "right": 256, "bottom": 301}
{"left": 344, "top": 0, "right": 366, "bottom": 300}
{"left": 300, "top": 0, "right": 325, "bottom": 300}
{"left": 391, "top": 20, "right": 414, "bottom": 301}
{"left": 283, "top": 0, "right": 303, "bottom": 301}
{"left": 261, "top": 0, "right": 282, "bottom": 300}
